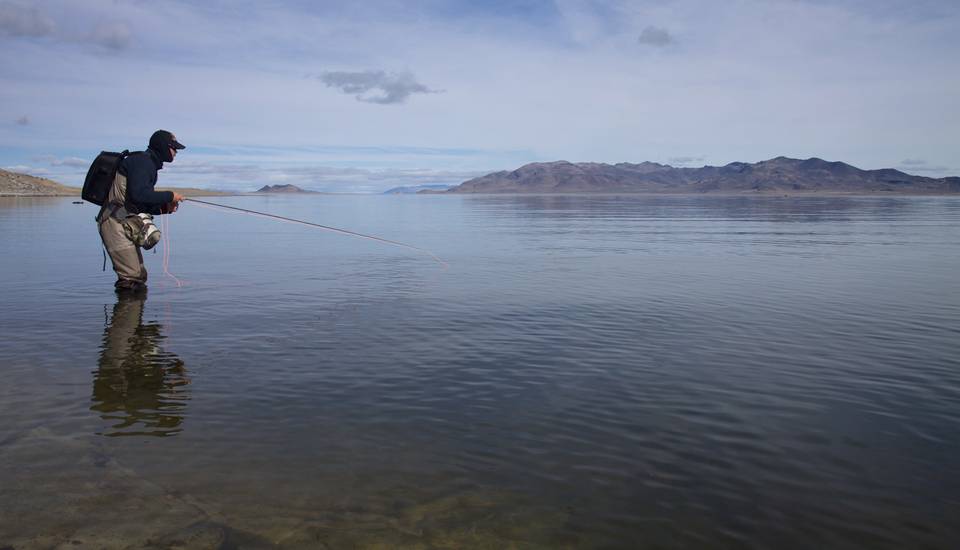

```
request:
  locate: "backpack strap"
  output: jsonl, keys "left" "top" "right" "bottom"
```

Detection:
{"left": 95, "top": 149, "right": 132, "bottom": 225}
{"left": 115, "top": 150, "right": 131, "bottom": 176}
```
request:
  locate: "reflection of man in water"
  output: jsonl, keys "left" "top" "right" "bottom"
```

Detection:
{"left": 92, "top": 291, "right": 189, "bottom": 437}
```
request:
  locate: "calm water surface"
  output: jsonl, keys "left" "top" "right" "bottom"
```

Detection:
{"left": 1, "top": 194, "right": 958, "bottom": 548}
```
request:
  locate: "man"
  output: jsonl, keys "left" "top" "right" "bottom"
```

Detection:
{"left": 98, "top": 130, "right": 186, "bottom": 293}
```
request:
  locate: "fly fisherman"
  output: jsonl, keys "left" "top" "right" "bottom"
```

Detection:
{"left": 98, "top": 130, "right": 186, "bottom": 294}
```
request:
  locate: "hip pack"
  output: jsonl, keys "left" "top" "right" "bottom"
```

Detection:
{"left": 122, "top": 213, "right": 161, "bottom": 250}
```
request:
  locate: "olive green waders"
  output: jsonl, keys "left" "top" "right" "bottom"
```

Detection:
{"left": 98, "top": 173, "right": 148, "bottom": 287}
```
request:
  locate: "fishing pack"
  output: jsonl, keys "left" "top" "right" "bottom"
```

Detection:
{"left": 82, "top": 150, "right": 129, "bottom": 206}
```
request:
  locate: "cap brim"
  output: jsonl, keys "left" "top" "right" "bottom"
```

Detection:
{"left": 171, "top": 140, "right": 186, "bottom": 150}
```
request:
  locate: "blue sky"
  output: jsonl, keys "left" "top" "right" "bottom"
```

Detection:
{"left": 1, "top": 0, "right": 958, "bottom": 191}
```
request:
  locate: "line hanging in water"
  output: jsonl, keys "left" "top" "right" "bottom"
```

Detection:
{"left": 160, "top": 210, "right": 183, "bottom": 287}
{"left": 183, "top": 198, "right": 448, "bottom": 268}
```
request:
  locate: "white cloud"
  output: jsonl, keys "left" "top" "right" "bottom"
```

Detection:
{"left": 668, "top": 155, "right": 705, "bottom": 166}
{"left": 0, "top": 2, "right": 55, "bottom": 37}
{"left": 0, "top": 2, "right": 135, "bottom": 50}
{"left": 32, "top": 155, "right": 88, "bottom": 167}
{"left": 896, "top": 158, "right": 953, "bottom": 175}
{"left": 158, "top": 160, "right": 482, "bottom": 193}
{"left": 89, "top": 21, "right": 131, "bottom": 50}
{"left": 3, "top": 164, "right": 49, "bottom": 175}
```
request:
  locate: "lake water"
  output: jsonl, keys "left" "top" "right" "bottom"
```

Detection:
{"left": 1, "top": 194, "right": 959, "bottom": 548}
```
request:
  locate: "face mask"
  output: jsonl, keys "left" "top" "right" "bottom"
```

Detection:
{"left": 148, "top": 130, "right": 182, "bottom": 162}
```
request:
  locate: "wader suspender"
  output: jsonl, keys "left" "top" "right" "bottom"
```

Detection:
{"left": 96, "top": 153, "right": 131, "bottom": 271}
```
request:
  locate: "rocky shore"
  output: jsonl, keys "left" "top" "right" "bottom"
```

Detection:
{"left": 0, "top": 169, "right": 79, "bottom": 196}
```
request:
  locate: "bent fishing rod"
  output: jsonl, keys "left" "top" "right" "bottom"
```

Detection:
{"left": 183, "top": 198, "right": 448, "bottom": 268}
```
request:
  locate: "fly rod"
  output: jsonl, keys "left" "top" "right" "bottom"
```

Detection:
{"left": 183, "top": 198, "right": 447, "bottom": 268}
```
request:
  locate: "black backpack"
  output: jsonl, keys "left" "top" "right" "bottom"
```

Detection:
{"left": 81, "top": 150, "right": 129, "bottom": 206}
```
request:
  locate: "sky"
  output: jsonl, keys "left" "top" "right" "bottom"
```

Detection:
{"left": 1, "top": 0, "right": 958, "bottom": 192}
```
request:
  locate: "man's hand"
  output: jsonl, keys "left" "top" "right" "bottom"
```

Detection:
{"left": 163, "top": 192, "right": 186, "bottom": 214}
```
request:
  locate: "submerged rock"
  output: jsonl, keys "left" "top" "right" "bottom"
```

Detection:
{"left": 249, "top": 488, "right": 577, "bottom": 549}
{"left": 0, "top": 428, "right": 212, "bottom": 549}
{"left": 1, "top": 429, "right": 575, "bottom": 548}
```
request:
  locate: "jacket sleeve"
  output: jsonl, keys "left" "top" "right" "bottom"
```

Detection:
{"left": 143, "top": 203, "right": 164, "bottom": 216}
{"left": 125, "top": 156, "right": 174, "bottom": 208}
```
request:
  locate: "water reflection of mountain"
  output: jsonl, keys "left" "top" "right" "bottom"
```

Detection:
{"left": 464, "top": 194, "right": 917, "bottom": 224}
{"left": 91, "top": 293, "right": 189, "bottom": 437}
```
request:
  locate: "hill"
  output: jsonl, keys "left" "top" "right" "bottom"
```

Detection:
{"left": 0, "top": 169, "right": 79, "bottom": 196}
{"left": 444, "top": 157, "right": 960, "bottom": 194}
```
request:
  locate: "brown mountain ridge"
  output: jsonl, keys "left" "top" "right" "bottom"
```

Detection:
{"left": 0, "top": 168, "right": 79, "bottom": 196}
{"left": 442, "top": 157, "right": 960, "bottom": 194}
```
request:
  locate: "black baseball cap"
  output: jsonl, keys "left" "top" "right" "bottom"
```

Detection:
{"left": 149, "top": 129, "right": 186, "bottom": 151}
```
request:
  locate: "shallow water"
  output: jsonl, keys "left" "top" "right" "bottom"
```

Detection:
{"left": 1, "top": 194, "right": 959, "bottom": 548}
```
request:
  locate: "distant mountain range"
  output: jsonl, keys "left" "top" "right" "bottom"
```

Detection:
{"left": 383, "top": 184, "right": 452, "bottom": 194}
{"left": 440, "top": 157, "right": 960, "bottom": 194}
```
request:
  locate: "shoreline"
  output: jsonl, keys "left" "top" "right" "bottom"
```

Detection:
{"left": 0, "top": 187, "right": 239, "bottom": 198}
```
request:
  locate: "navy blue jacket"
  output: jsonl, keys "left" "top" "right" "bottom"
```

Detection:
{"left": 120, "top": 148, "right": 174, "bottom": 215}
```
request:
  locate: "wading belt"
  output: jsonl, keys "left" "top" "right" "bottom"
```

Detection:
{"left": 96, "top": 203, "right": 130, "bottom": 225}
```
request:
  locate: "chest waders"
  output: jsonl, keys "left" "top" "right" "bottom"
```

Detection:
{"left": 96, "top": 171, "right": 159, "bottom": 286}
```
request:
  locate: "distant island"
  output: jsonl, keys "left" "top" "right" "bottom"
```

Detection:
{"left": 383, "top": 184, "right": 452, "bottom": 194}
{"left": 434, "top": 157, "right": 960, "bottom": 195}
{"left": 254, "top": 184, "right": 315, "bottom": 193}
